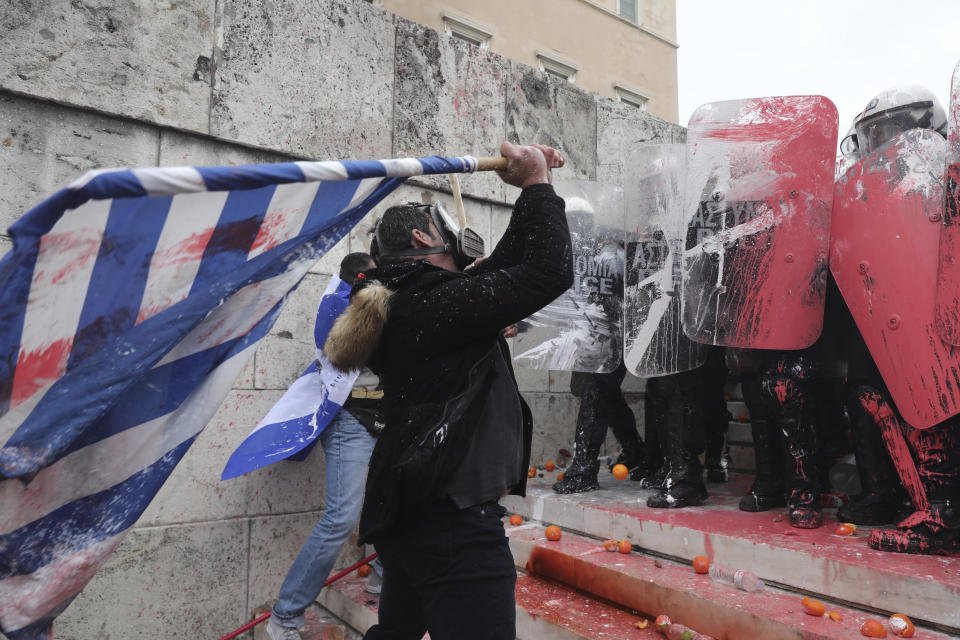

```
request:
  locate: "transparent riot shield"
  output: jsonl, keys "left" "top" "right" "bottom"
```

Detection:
{"left": 622, "top": 144, "right": 707, "bottom": 377}
{"left": 513, "top": 180, "right": 624, "bottom": 372}
{"left": 682, "top": 96, "right": 838, "bottom": 349}
{"left": 936, "top": 60, "right": 960, "bottom": 344}
{"left": 832, "top": 129, "right": 958, "bottom": 429}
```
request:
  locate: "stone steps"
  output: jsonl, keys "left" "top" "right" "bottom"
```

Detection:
{"left": 317, "top": 572, "right": 661, "bottom": 639}
{"left": 502, "top": 472, "right": 960, "bottom": 633}
{"left": 506, "top": 522, "right": 957, "bottom": 640}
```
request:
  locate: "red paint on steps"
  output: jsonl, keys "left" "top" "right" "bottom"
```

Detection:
{"left": 513, "top": 526, "right": 956, "bottom": 640}
{"left": 519, "top": 475, "right": 960, "bottom": 589}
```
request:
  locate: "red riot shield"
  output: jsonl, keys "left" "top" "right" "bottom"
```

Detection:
{"left": 935, "top": 60, "right": 960, "bottom": 344}
{"left": 681, "top": 96, "right": 838, "bottom": 349}
{"left": 831, "top": 129, "right": 958, "bottom": 429}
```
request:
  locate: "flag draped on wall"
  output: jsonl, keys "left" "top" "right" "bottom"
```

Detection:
{"left": 0, "top": 155, "right": 479, "bottom": 639}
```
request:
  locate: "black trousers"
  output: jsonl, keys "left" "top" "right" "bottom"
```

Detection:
{"left": 364, "top": 500, "right": 516, "bottom": 640}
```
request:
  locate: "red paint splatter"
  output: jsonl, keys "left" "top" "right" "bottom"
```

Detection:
{"left": 10, "top": 337, "right": 72, "bottom": 408}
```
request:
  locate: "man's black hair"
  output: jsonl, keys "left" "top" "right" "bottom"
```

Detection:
{"left": 375, "top": 204, "right": 432, "bottom": 263}
{"left": 339, "top": 252, "right": 374, "bottom": 282}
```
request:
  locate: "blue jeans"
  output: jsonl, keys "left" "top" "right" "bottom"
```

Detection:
{"left": 272, "top": 411, "right": 377, "bottom": 627}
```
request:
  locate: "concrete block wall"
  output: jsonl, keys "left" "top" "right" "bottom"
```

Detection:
{"left": 0, "top": 1, "right": 684, "bottom": 637}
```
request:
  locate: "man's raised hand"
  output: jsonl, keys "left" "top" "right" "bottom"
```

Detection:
{"left": 496, "top": 141, "right": 565, "bottom": 188}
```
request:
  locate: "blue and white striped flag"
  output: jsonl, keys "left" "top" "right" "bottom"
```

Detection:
{"left": 220, "top": 275, "right": 359, "bottom": 480}
{"left": 0, "top": 154, "right": 479, "bottom": 639}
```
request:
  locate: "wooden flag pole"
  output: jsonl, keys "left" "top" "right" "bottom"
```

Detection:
{"left": 474, "top": 156, "right": 509, "bottom": 172}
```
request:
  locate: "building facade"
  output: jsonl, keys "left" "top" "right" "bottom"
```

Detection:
{"left": 375, "top": 0, "right": 680, "bottom": 122}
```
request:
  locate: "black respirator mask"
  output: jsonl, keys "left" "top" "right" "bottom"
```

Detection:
{"left": 377, "top": 202, "right": 485, "bottom": 270}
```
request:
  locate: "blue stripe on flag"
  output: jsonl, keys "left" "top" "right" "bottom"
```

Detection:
{"left": 197, "top": 163, "right": 306, "bottom": 192}
{"left": 63, "top": 300, "right": 280, "bottom": 457}
{"left": 79, "top": 170, "right": 148, "bottom": 202}
{"left": 343, "top": 160, "right": 387, "bottom": 180}
{"left": 313, "top": 281, "right": 351, "bottom": 349}
{"left": 0, "top": 435, "right": 195, "bottom": 579}
{"left": 189, "top": 185, "right": 276, "bottom": 295}
{"left": 68, "top": 196, "right": 172, "bottom": 367}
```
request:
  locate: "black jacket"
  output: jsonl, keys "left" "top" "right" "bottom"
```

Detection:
{"left": 324, "top": 184, "right": 572, "bottom": 543}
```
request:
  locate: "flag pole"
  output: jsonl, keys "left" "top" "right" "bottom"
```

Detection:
{"left": 474, "top": 157, "right": 509, "bottom": 172}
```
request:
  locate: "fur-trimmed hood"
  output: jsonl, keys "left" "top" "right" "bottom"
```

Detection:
{"left": 323, "top": 280, "right": 392, "bottom": 372}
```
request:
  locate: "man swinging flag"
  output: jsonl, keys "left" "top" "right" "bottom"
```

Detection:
{"left": 0, "top": 154, "right": 483, "bottom": 640}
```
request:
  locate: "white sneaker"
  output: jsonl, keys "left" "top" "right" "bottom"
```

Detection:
{"left": 266, "top": 619, "right": 302, "bottom": 640}
{"left": 364, "top": 561, "right": 383, "bottom": 595}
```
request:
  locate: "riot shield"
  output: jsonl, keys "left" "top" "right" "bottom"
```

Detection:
{"left": 513, "top": 180, "right": 624, "bottom": 372}
{"left": 622, "top": 144, "right": 707, "bottom": 377}
{"left": 831, "top": 129, "right": 958, "bottom": 429}
{"left": 935, "top": 60, "right": 960, "bottom": 344}
{"left": 682, "top": 96, "right": 838, "bottom": 349}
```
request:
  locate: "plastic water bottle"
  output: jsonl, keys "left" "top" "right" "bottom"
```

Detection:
{"left": 665, "top": 622, "right": 716, "bottom": 640}
{"left": 708, "top": 563, "right": 765, "bottom": 592}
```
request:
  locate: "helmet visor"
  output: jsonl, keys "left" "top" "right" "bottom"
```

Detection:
{"left": 855, "top": 102, "right": 934, "bottom": 155}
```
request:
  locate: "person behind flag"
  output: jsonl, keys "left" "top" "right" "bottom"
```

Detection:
{"left": 322, "top": 141, "right": 570, "bottom": 640}
{"left": 267, "top": 252, "right": 384, "bottom": 640}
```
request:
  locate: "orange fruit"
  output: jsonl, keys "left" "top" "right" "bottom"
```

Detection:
{"left": 618, "top": 539, "right": 632, "bottom": 554}
{"left": 509, "top": 514, "right": 523, "bottom": 526}
{"left": 545, "top": 461, "right": 556, "bottom": 471}
{"left": 801, "top": 596, "right": 826, "bottom": 617}
{"left": 602, "top": 539, "right": 619, "bottom": 552}
{"left": 357, "top": 564, "right": 372, "bottom": 577}
{"left": 556, "top": 473, "right": 564, "bottom": 481}
{"left": 888, "top": 614, "right": 915, "bottom": 637}
{"left": 654, "top": 614, "right": 671, "bottom": 633}
{"left": 545, "top": 525, "right": 562, "bottom": 541}
{"left": 861, "top": 619, "right": 887, "bottom": 637}
{"left": 827, "top": 611, "right": 842, "bottom": 622}
{"left": 612, "top": 463, "right": 629, "bottom": 480}
{"left": 691, "top": 555, "right": 710, "bottom": 574}
{"left": 836, "top": 522, "right": 856, "bottom": 536}
{"left": 635, "top": 619, "right": 649, "bottom": 629}
{"left": 528, "top": 466, "right": 537, "bottom": 478}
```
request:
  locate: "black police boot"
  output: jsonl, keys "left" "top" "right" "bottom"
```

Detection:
{"left": 781, "top": 416, "right": 823, "bottom": 529}
{"left": 554, "top": 430, "right": 601, "bottom": 494}
{"left": 869, "top": 491, "right": 960, "bottom": 555}
{"left": 739, "top": 416, "right": 786, "bottom": 512}
{"left": 705, "top": 427, "right": 732, "bottom": 483}
{"left": 838, "top": 387, "right": 907, "bottom": 525}
{"left": 647, "top": 447, "right": 708, "bottom": 508}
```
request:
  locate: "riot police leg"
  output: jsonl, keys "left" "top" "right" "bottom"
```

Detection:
{"left": 603, "top": 363, "right": 649, "bottom": 479}
{"left": 869, "top": 419, "right": 960, "bottom": 554}
{"left": 702, "top": 348, "right": 732, "bottom": 483}
{"left": 647, "top": 369, "right": 709, "bottom": 508}
{"left": 739, "top": 372, "right": 787, "bottom": 511}
{"left": 553, "top": 372, "right": 609, "bottom": 494}
{"left": 640, "top": 375, "right": 669, "bottom": 488}
{"left": 837, "top": 384, "right": 905, "bottom": 525}
{"left": 760, "top": 366, "right": 822, "bottom": 529}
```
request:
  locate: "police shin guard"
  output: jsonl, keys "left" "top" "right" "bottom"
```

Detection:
{"left": 739, "top": 417, "right": 786, "bottom": 512}
{"left": 647, "top": 394, "right": 708, "bottom": 508}
{"left": 762, "top": 371, "right": 822, "bottom": 528}
{"left": 838, "top": 388, "right": 904, "bottom": 525}
{"left": 780, "top": 416, "right": 823, "bottom": 528}
{"left": 554, "top": 405, "right": 602, "bottom": 495}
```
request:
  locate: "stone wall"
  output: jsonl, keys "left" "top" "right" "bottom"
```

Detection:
{"left": 0, "top": 1, "right": 683, "bottom": 637}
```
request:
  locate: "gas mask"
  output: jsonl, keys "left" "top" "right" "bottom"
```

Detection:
{"left": 377, "top": 202, "right": 485, "bottom": 270}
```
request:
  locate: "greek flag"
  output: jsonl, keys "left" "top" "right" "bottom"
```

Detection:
{"left": 220, "top": 275, "right": 358, "bottom": 481}
{"left": 0, "top": 155, "right": 479, "bottom": 639}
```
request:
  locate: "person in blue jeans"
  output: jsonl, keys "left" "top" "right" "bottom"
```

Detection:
{"left": 268, "top": 253, "right": 383, "bottom": 640}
